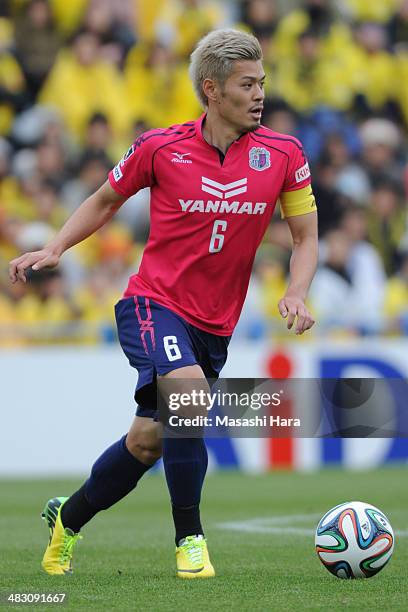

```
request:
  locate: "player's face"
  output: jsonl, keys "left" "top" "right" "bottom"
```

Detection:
{"left": 218, "top": 60, "right": 265, "bottom": 133}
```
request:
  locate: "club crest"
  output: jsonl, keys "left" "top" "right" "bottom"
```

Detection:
{"left": 249, "top": 147, "right": 270, "bottom": 171}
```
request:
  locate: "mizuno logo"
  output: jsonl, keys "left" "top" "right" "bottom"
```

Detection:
{"left": 201, "top": 176, "right": 247, "bottom": 199}
{"left": 171, "top": 152, "right": 192, "bottom": 164}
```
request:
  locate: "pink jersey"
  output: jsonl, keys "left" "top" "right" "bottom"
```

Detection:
{"left": 108, "top": 114, "right": 313, "bottom": 336}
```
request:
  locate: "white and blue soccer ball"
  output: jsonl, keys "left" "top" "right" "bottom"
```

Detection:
{"left": 315, "top": 501, "right": 394, "bottom": 579}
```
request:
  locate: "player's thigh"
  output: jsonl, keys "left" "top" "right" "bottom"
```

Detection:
{"left": 126, "top": 416, "right": 163, "bottom": 462}
{"left": 162, "top": 364, "right": 205, "bottom": 380}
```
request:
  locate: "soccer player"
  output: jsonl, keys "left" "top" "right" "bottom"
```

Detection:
{"left": 9, "top": 29, "right": 318, "bottom": 578}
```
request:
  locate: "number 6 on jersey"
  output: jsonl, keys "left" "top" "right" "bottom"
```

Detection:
{"left": 209, "top": 220, "right": 227, "bottom": 253}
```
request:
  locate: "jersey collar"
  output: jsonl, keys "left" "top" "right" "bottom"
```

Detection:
{"left": 195, "top": 113, "right": 249, "bottom": 151}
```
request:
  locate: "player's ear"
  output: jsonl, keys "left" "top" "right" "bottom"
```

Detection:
{"left": 202, "top": 78, "right": 218, "bottom": 104}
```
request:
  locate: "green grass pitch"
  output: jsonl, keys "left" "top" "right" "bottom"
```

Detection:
{"left": 0, "top": 468, "right": 407, "bottom": 611}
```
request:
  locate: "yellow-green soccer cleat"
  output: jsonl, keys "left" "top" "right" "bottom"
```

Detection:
{"left": 41, "top": 497, "right": 82, "bottom": 575}
{"left": 176, "top": 535, "right": 215, "bottom": 579}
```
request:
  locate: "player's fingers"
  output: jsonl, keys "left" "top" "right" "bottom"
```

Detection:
{"left": 300, "top": 309, "right": 313, "bottom": 334}
{"left": 10, "top": 252, "right": 42, "bottom": 283}
{"left": 9, "top": 255, "right": 28, "bottom": 282}
{"left": 286, "top": 307, "right": 297, "bottom": 329}
{"left": 295, "top": 311, "right": 306, "bottom": 335}
{"left": 16, "top": 261, "right": 30, "bottom": 283}
{"left": 31, "top": 259, "right": 47, "bottom": 271}
{"left": 9, "top": 260, "right": 19, "bottom": 283}
{"left": 278, "top": 299, "right": 288, "bottom": 318}
{"left": 15, "top": 257, "right": 35, "bottom": 283}
{"left": 300, "top": 313, "right": 315, "bottom": 334}
{"left": 304, "top": 315, "right": 315, "bottom": 332}
{"left": 32, "top": 254, "right": 58, "bottom": 271}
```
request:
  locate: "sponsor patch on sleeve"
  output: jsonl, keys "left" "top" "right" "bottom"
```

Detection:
{"left": 295, "top": 162, "right": 311, "bottom": 183}
{"left": 113, "top": 164, "right": 123, "bottom": 182}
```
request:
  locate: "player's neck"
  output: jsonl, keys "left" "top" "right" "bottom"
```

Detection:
{"left": 202, "top": 111, "right": 244, "bottom": 155}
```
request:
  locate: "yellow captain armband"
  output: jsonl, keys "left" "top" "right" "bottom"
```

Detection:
{"left": 279, "top": 185, "right": 317, "bottom": 219}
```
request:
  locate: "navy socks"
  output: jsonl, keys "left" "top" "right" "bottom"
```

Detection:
{"left": 171, "top": 504, "right": 203, "bottom": 545}
{"left": 85, "top": 435, "right": 152, "bottom": 509}
{"left": 61, "top": 433, "right": 209, "bottom": 544}
{"left": 162, "top": 437, "right": 208, "bottom": 544}
{"left": 61, "top": 435, "right": 152, "bottom": 532}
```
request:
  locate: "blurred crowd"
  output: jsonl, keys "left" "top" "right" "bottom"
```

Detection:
{"left": 0, "top": 0, "right": 408, "bottom": 345}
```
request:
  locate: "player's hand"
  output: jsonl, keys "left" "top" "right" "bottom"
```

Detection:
{"left": 9, "top": 248, "right": 60, "bottom": 283}
{"left": 278, "top": 294, "right": 315, "bottom": 335}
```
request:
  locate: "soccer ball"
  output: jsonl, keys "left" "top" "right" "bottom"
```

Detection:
{"left": 315, "top": 501, "right": 394, "bottom": 579}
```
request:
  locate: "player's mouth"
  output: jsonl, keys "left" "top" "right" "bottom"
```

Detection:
{"left": 249, "top": 106, "right": 263, "bottom": 120}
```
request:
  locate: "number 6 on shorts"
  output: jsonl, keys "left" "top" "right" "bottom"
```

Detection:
{"left": 163, "top": 335, "right": 182, "bottom": 361}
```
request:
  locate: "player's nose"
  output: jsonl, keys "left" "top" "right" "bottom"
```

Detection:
{"left": 253, "top": 84, "right": 264, "bottom": 101}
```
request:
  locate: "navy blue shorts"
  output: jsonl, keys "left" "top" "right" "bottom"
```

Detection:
{"left": 115, "top": 296, "right": 231, "bottom": 418}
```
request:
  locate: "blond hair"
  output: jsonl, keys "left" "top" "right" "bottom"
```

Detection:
{"left": 189, "top": 29, "right": 263, "bottom": 108}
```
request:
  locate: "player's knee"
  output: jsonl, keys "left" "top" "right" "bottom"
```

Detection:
{"left": 126, "top": 435, "right": 162, "bottom": 465}
{"left": 126, "top": 417, "right": 162, "bottom": 465}
{"left": 130, "top": 443, "right": 162, "bottom": 465}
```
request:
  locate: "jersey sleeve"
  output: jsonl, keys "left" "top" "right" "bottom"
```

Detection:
{"left": 280, "top": 139, "right": 317, "bottom": 218}
{"left": 108, "top": 134, "right": 155, "bottom": 198}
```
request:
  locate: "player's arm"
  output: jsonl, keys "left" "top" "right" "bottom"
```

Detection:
{"left": 278, "top": 210, "right": 318, "bottom": 335}
{"left": 9, "top": 180, "right": 126, "bottom": 283}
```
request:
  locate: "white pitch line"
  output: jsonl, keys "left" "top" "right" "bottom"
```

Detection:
{"left": 216, "top": 514, "right": 408, "bottom": 537}
{"left": 216, "top": 513, "right": 320, "bottom": 535}
{"left": 218, "top": 524, "right": 313, "bottom": 535}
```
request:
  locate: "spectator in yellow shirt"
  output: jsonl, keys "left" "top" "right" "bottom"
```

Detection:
{"left": 275, "top": 29, "right": 355, "bottom": 112}
{"left": 39, "top": 30, "right": 131, "bottom": 141}
{"left": 15, "top": 268, "right": 80, "bottom": 344}
{"left": 124, "top": 41, "right": 200, "bottom": 127}
{"left": 350, "top": 23, "right": 397, "bottom": 114}
{"left": 274, "top": 0, "right": 352, "bottom": 61}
